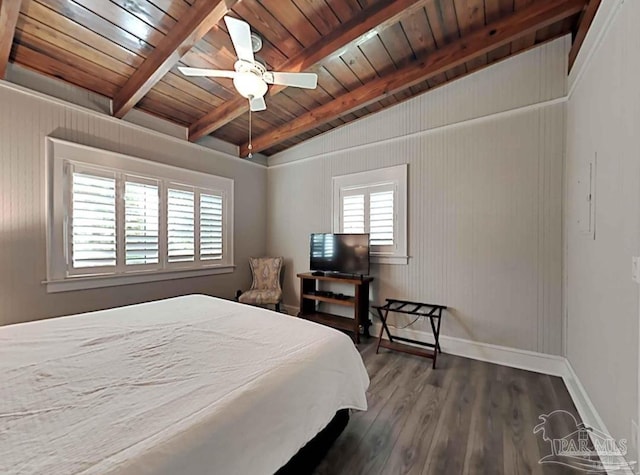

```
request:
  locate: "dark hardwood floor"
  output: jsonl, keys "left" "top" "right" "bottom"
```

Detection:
{"left": 315, "top": 341, "right": 582, "bottom": 475}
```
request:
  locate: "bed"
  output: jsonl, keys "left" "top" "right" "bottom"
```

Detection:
{"left": 0, "top": 295, "right": 369, "bottom": 474}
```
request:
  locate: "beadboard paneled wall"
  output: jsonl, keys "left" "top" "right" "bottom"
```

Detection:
{"left": 5, "top": 63, "right": 270, "bottom": 164}
{"left": 0, "top": 82, "right": 267, "bottom": 326}
{"left": 565, "top": 0, "right": 640, "bottom": 454}
{"left": 267, "top": 38, "right": 568, "bottom": 355}
{"left": 269, "top": 38, "right": 568, "bottom": 168}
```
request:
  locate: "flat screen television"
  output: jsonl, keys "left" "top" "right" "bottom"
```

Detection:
{"left": 310, "top": 233, "right": 370, "bottom": 276}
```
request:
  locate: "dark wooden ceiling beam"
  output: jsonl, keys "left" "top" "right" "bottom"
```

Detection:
{"left": 112, "top": 0, "right": 240, "bottom": 119}
{"left": 239, "top": 0, "right": 586, "bottom": 157}
{"left": 568, "top": 0, "right": 601, "bottom": 70}
{"left": 188, "top": 0, "right": 430, "bottom": 142}
{"left": 0, "top": 0, "right": 22, "bottom": 79}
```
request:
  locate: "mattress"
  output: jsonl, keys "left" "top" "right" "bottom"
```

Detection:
{"left": 0, "top": 295, "right": 369, "bottom": 474}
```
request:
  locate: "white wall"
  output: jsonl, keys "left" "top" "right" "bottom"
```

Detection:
{"left": 565, "top": 0, "right": 640, "bottom": 454}
{"left": 0, "top": 81, "right": 267, "bottom": 326}
{"left": 5, "top": 63, "right": 269, "bottom": 165}
{"left": 267, "top": 38, "right": 568, "bottom": 355}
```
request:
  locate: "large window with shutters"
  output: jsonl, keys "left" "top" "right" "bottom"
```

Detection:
{"left": 333, "top": 164, "right": 407, "bottom": 265}
{"left": 46, "top": 138, "right": 234, "bottom": 292}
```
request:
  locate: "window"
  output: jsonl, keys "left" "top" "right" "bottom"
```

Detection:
{"left": 167, "top": 187, "right": 195, "bottom": 263}
{"left": 342, "top": 194, "right": 365, "bottom": 233}
{"left": 124, "top": 180, "right": 159, "bottom": 266}
{"left": 70, "top": 171, "right": 117, "bottom": 270}
{"left": 46, "top": 138, "right": 234, "bottom": 292}
{"left": 333, "top": 164, "right": 407, "bottom": 265}
{"left": 200, "top": 193, "right": 224, "bottom": 260}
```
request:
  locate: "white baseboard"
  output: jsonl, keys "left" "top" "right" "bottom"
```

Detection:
{"left": 562, "top": 359, "right": 609, "bottom": 436}
{"left": 562, "top": 360, "right": 635, "bottom": 474}
{"left": 369, "top": 323, "right": 567, "bottom": 376}
{"left": 283, "top": 304, "right": 298, "bottom": 316}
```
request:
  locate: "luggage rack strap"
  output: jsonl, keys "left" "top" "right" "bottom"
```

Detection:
{"left": 373, "top": 298, "right": 447, "bottom": 317}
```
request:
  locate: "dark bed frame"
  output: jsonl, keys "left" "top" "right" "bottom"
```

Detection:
{"left": 275, "top": 409, "right": 349, "bottom": 475}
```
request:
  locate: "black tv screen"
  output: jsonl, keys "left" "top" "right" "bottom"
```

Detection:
{"left": 310, "top": 233, "right": 370, "bottom": 276}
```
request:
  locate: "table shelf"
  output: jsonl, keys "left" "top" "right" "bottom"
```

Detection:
{"left": 297, "top": 272, "right": 373, "bottom": 343}
{"left": 300, "top": 311, "right": 356, "bottom": 332}
{"left": 301, "top": 293, "right": 355, "bottom": 307}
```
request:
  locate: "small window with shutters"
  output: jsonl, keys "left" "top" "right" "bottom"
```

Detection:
{"left": 333, "top": 164, "right": 407, "bottom": 265}
{"left": 46, "top": 138, "right": 234, "bottom": 292}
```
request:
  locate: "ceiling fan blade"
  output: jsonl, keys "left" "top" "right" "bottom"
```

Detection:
{"left": 224, "top": 16, "right": 254, "bottom": 63}
{"left": 178, "top": 67, "right": 238, "bottom": 79}
{"left": 264, "top": 71, "right": 318, "bottom": 89}
{"left": 249, "top": 96, "right": 266, "bottom": 112}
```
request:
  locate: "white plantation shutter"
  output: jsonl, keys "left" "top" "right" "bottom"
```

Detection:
{"left": 339, "top": 186, "right": 395, "bottom": 248}
{"left": 342, "top": 193, "right": 365, "bottom": 233}
{"left": 167, "top": 188, "right": 195, "bottom": 263}
{"left": 369, "top": 189, "right": 394, "bottom": 246}
{"left": 333, "top": 165, "right": 406, "bottom": 263}
{"left": 70, "top": 172, "right": 116, "bottom": 269}
{"left": 125, "top": 181, "right": 159, "bottom": 265}
{"left": 200, "top": 193, "right": 223, "bottom": 260}
{"left": 48, "top": 140, "right": 235, "bottom": 291}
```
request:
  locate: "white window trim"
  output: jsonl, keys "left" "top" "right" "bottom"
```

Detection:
{"left": 45, "top": 137, "right": 235, "bottom": 293}
{"left": 332, "top": 164, "right": 408, "bottom": 265}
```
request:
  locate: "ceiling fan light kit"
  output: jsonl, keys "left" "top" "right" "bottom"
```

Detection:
{"left": 233, "top": 73, "right": 267, "bottom": 99}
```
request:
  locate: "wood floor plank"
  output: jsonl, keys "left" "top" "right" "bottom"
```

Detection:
{"left": 499, "top": 367, "right": 545, "bottom": 475}
{"left": 380, "top": 378, "right": 447, "bottom": 475}
{"left": 461, "top": 361, "right": 501, "bottom": 475}
{"left": 315, "top": 354, "right": 423, "bottom": 474}
{"left": 313, "top": 340, "right": 586, "bottom": 475}
{"left": 421, "top": 357, "right": 477, "bottom": 475}
{"left": 342, "top": 359, "right": 435, "bottom": 475}
{"left": 521, "top": 371, "right": 577, "bottom": 475}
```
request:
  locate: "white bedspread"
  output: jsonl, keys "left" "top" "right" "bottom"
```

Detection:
{"left": 0, "top": 295, "right": 369, "bottom": 475}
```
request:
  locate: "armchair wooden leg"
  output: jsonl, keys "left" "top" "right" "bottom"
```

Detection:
{"left": 275, "top": 302, "right": 281, "bottom": 312}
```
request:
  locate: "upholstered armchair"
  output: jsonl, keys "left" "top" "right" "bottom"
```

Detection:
{"left": 236, "top": 257, "right": 284, "bottom": 312}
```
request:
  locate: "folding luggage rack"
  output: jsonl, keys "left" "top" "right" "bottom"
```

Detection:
{"left": 373, "top": 298, "right": 447, "bottom": 369}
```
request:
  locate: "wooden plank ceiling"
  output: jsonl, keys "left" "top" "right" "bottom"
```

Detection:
{"left": 7, "top": 0, "right": 596, "bottom": 156}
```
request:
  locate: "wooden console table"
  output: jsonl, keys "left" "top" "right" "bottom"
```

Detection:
{"left": 297, "top": 273, "right": 373, "bottom": 343}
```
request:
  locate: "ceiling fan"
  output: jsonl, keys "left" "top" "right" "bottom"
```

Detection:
{"left": 178, "top": 16, "right": 318, "bottom": 112}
